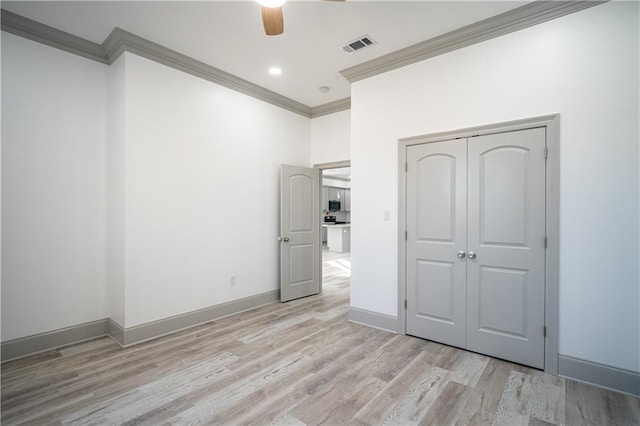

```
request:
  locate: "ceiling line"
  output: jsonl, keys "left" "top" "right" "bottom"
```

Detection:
{"left": 310, "top": 98, "right": 350, "bottom": 118}
{"left": 1, "top": 8, "right": 314, "bottom": 118}
{"left": 0, "top": 9, "right": 107, "bottom": 64}
{"left": 2, "top": 2, "right": 606, "bottom": 118}
{"left": 340, "top": 0, "right": 608, "bottom": 83}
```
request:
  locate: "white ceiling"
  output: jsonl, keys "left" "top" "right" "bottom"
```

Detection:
{"left": 2, "top": 1, "right": 528, "bottom": 108}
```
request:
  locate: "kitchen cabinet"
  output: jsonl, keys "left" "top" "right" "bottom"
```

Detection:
{"left": 324, "top": 224, "right": 350, "bottom": 252}
{"left": 322, "top": 187, "right": 329, "bottom": 211}
{"left": 327, "top": 187, "right": 340, "bottom": 202}
{"left": 335, "top": 188, "right": 352, "bottom": 212}
{"left": 341, "top": 189, "right": 351, "bottom": 211}
{"left": 338, "top": 189, "right": 345, "bottom": 211}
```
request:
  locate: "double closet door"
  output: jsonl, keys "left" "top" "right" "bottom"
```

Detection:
{"left": 406, "top": 128, "right": 546, "bottom": 369}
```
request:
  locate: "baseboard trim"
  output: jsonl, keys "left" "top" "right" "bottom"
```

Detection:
{"left": 558, "top": 354, "right": 640, "bottom": 397}
{"left": 348, "top": 307, "right": 398, "bottom": 334}
{"left": 119, "top": 289, "right": 280, "bottom": 346}
{"left": 107, "top": 318, "right": 126, "bottom": 346}
{"left": 1, "top": 290, "right": 280, "bottom": 362}
{"left": 1, "top": 319, "right": 110, "bottom": 362}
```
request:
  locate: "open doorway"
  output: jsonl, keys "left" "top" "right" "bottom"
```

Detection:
{"left": 317, "top": 162, "right": 351, "bottom": 294}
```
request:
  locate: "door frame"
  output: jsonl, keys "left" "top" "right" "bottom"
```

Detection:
{"left": 314, "top": 160, "right": 352, "bottom": 289}
{"left": 397, "top": 114, "right": 560, "bottom": 374}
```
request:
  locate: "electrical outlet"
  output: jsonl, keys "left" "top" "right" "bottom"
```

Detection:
{"left": 230, "top": 275, "right": 237, "bottom": 286}
{"left": 383, "top": 210, "right": 391, "bottom": 221}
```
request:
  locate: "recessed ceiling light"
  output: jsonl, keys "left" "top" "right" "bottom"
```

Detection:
{"left": 269, "top": 67, "right": 282, "bottom": 76}
{"left": 318, "top": 86, "right": 330, "bottom": 93}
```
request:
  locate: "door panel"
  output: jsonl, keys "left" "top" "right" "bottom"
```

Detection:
{"left": 289, "top": 175, "right": 314, "bottom": 232}
{"left": 416, "top": 154, "right": 457, "bottom": 242}
{"left": 280, "top": 165, "right": 320, "bottom": 302}
{"left": 467, "top": 128, "right": 546, "bottom": 369}
{"left": 289, "top": 244, "right": 314, "bottom": 284}
{"left": 479, "top": 147, "right": 529, "bottom": 246}
{"left": 478, "top": 266, "right": 527, "bottom": 337}
{"left": 406, "top": 140, "right": 467, "bottom": 348}
{"left": 416, "top": 260, "right": 456, "bottom": 323}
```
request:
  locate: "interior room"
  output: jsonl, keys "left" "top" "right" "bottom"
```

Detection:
{"left": 1, "top": 1, "right": 639, "bottom": 424}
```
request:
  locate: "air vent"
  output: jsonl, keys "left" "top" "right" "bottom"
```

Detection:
{"left": 341, "top": 35, "right": 376, "bottom": 55}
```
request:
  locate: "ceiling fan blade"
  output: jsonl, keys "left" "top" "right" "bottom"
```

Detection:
{"left": 262, "top": 6, "right": 284, "bottom": 36}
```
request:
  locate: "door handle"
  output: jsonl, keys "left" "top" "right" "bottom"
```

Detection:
{"left": 457, "top": 251, "right": 466, "bottom": 259}
{"left": 279, "top": 236, "right": 290, "bottom": 242}
{"left": 468, "top": 251, "right": 476, "bottom": 259}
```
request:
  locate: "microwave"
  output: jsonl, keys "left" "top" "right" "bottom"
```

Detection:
{"left": 328, "top": 200, "right": 341, "bottom": 211}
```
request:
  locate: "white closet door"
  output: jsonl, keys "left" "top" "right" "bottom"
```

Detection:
{"left": 466, "top": 128, "right": 546, "bottom": 369}
{"left": 406, "top": 139, "right": 467, "bottom": 348}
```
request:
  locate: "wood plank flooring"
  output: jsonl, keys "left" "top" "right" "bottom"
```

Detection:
{"left": 2, "top": 250, "right": 639, "bottom": 425}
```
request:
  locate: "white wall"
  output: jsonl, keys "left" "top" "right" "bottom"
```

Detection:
{"left": 121, "top": 54, "right": 310, "bottom": 327}
{"left": 350, "top": 1, "right": 639, "bottom": 372}
{"left": 1, "top": 37, "right": 312, "bottom": 337}
{"left": 310, "top": 110, "right": 350, "bottom": 165}
{"left": 1, "top": 34, "right": 109, "bottom": 340}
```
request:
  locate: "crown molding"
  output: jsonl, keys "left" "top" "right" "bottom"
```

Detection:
{"left": 1, "top": 9, "right": 106, "bottom": 63}
{"left": 3, "top": 2, "right": 604, "bottom": 117}
{"left": 340, "top": 1, "right": 608, "bottom": 83}
{"left": 101, "top": 27, "right": 312, "bottom": 117}
{"left": 309, "top": 97, "right": 351, "bottom": 118}
{"left": 1, "top": 8, "right": 315, "bottom": 118}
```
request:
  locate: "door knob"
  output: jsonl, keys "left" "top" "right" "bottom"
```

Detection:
{"left": 468, "top": 251, "right": 476, "bottom": 259}
{"left": 282, "top": 237, "right": 290, "bottom": 242}
{"left": 457, "top": 251, "right": 466, "bottom": 259}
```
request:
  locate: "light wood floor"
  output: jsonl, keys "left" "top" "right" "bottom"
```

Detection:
{"left": 2, "top": 251, "right": 639, "bottom": 425}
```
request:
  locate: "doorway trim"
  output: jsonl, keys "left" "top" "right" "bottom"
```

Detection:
{"left": 397, "top": 114, "right": 560, "bottom": 374}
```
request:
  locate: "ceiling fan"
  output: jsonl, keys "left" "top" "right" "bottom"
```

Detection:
{"left": 257, "top": 0, "right": 345, "bottom": 36}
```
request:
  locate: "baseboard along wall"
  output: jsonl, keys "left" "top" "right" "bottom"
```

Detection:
{"left": 1, "top": 319, "right": 111, "bottom": 362}
{"left": 4, "top": 297, "right": 638, "bottom": 398}
{"left": 348, "top": 306, "right": 398, "bottom": 334}
{"left": 558, "top": 355, "right": 640, "bottom": 398}
{"left": 348, "top": 307, "right": 639, "bottom": 398}
{"left": 1, "top": 289, "right": 280, "bottom": 363}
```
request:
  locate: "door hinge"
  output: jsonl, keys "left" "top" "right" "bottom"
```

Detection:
{"left": 544, "top": 236, "right": 548, "bottom": 249}
{"left": 405, "top": 300, "right": 408, "bottom": 309}
{"left": 543, "top": 325, "right": 547, "bottom": 338}
{"left": 405, "top": 231, "right": 408, "bottom": 241}
{"left": 544, "top": 147, "right": 548, "bottom": 159}
{"left": 404, "top": 162, "right": 408, "bottom": 172}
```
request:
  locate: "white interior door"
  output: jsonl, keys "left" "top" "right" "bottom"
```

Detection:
{"left": 406, "top": 139, "right": 467, "bottom": 348}
{"left": 466, "top": 128, "right": 546, "bottom": 369}
{"left": 405, "top": 128, "right": 546, "bottom": 369}
{"left": 280, "top": 165, "right": 321, "bottom": 302}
